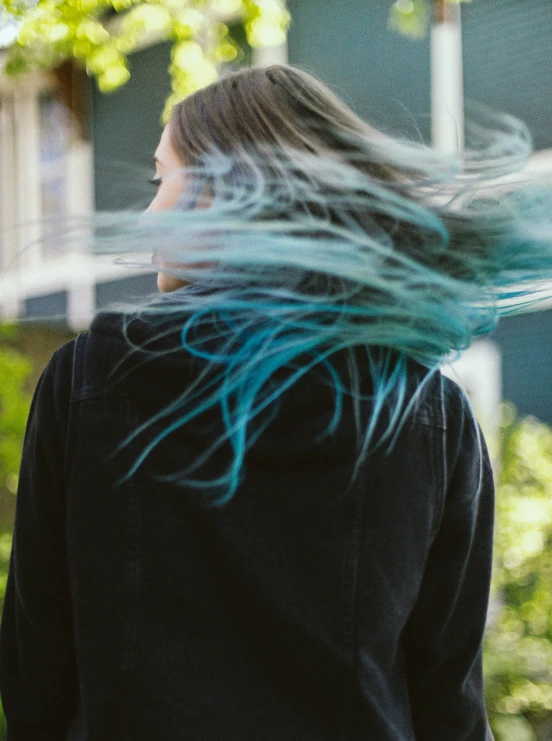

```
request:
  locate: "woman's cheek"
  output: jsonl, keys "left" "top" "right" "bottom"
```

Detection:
{"left": 147, "top": 174, "right": 184, "bottom": 213}
{"left": 157, "top": 271, "right": 188, "bottom": 293}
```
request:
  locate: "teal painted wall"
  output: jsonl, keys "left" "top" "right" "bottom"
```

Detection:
{"left": 462, "top": 0, "right": 552, "bottom": 151}
{"left": 91, "top": 42, "right": 172, "bottom": 211}
{"left": 287, "top": 0, "right": 432, "bottom": 143}
{"left": 23, "top": 291, "right": 68, "bottom": 325}
{"left": 90, "top": 22, "right": 252, "bottom": 212}
{"left": 491, "top": 310, "right": 552, "bottom": 425}
{"left": 95, "top": 274, "right": 158, "bottom": 310}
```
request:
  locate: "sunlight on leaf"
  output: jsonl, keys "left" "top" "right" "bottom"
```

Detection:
{"left": 2, "top": 0, "right": 290, "bottom": 99}
{"left": 484, "top": 406, "right": 552, "bottom": 737}
{"left": 388, "top": 0, "right": 429, "bottom": 39}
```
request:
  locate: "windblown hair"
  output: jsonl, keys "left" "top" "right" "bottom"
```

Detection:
{"left": 90, "top": 64, "right": 552, "bottom": 504}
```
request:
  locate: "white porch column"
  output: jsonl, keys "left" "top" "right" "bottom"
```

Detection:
{"left": 66, "top": 135, "right": 96, "bottom": 329}
{"left": 443, "top": 340, "right": 502, "bottom": 452}
{"left": 252, "top": 41, "right": 288, "bottom": 67}
{"left": 67, "top": 256, "right": 96, "bottom": 330}
{"left": 13, "top": 77, "right": 42, "bottom": 270}
{"left": 0, "top": 91, "right": 17, "bottom": 275}
{"left": 431, "top": 0, "right": 465, "bottom": 153}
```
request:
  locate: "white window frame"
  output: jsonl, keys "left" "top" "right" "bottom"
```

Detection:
{"left": 0, "top": 66, "right": 97, "bottom": 327}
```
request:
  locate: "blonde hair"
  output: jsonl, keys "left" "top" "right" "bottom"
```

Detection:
{"left": 170, "top": 65, "right": 396, "bottom": 178}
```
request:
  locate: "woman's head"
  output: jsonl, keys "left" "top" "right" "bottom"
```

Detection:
{"left": 150, "top": 64, "right": 406, "bottom": 293}
{"left": 121, "top": 64, "right": 552, "bottom": 503}
{"left": 143, "top": 62, "right": 543, "bottom": 316}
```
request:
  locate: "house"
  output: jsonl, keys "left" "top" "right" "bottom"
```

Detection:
{"left": 0, "top": 0, "right": 551, "bottom": 425}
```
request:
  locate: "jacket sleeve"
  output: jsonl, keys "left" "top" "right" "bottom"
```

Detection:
{"left": 403, "top": 382, "right": 495, "bottom": 741}
{"left": 0, "top": 343, "right": 78, "bottom": 741}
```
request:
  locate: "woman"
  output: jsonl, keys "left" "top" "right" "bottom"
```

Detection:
{"left": 2, "top": 63, "right": 550, "bottom": 740}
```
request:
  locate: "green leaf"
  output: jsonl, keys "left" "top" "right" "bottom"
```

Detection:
{"left": 492, "top": 714, "right": 536, "bottom": 741}
{"left": 484, "top": 406, "right": 552, "bottom": 734}
{"left": 0, "top": 348, "right": 33, "bottom": 495}
{"left": 388, "top": 0, "right": 429, "bottom": 40}
{"left": 2, "top": 0, "right": 290, "bottom": 103}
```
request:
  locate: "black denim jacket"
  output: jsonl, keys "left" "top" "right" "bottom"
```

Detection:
{"left": 0, "top": 312, "right": 495, "bottom": 740}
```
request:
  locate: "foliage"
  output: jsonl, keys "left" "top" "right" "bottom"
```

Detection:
{"left": 0, "top": 533, "right": 11, "bottom": 608}
{"left": 0, "top": 333, "right": 27, "bottom": 741}
{"left": 0, "top": 347, "right": 32, "bottom": 497}
{"left": 0, "top": 0, "right": 478, "bottom": 118}
{"left": 484, "top": 404, "right": 552, "bottom": 741}
{"left": 388, "top": 0, "right": 472, "bottom": 39}
{"left": 1, "top": 0, "right": 290, "bottom": 117}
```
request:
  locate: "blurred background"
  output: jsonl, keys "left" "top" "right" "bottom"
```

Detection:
{"left": 0, "top": 1, "right": 551, "bottom": 739}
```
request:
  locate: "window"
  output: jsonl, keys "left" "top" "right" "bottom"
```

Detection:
{"left": 0, "top": 72, "right": 94, "bottom": 324}
{"left": 38, "top": 92, "right": 72, "bottom": 258}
